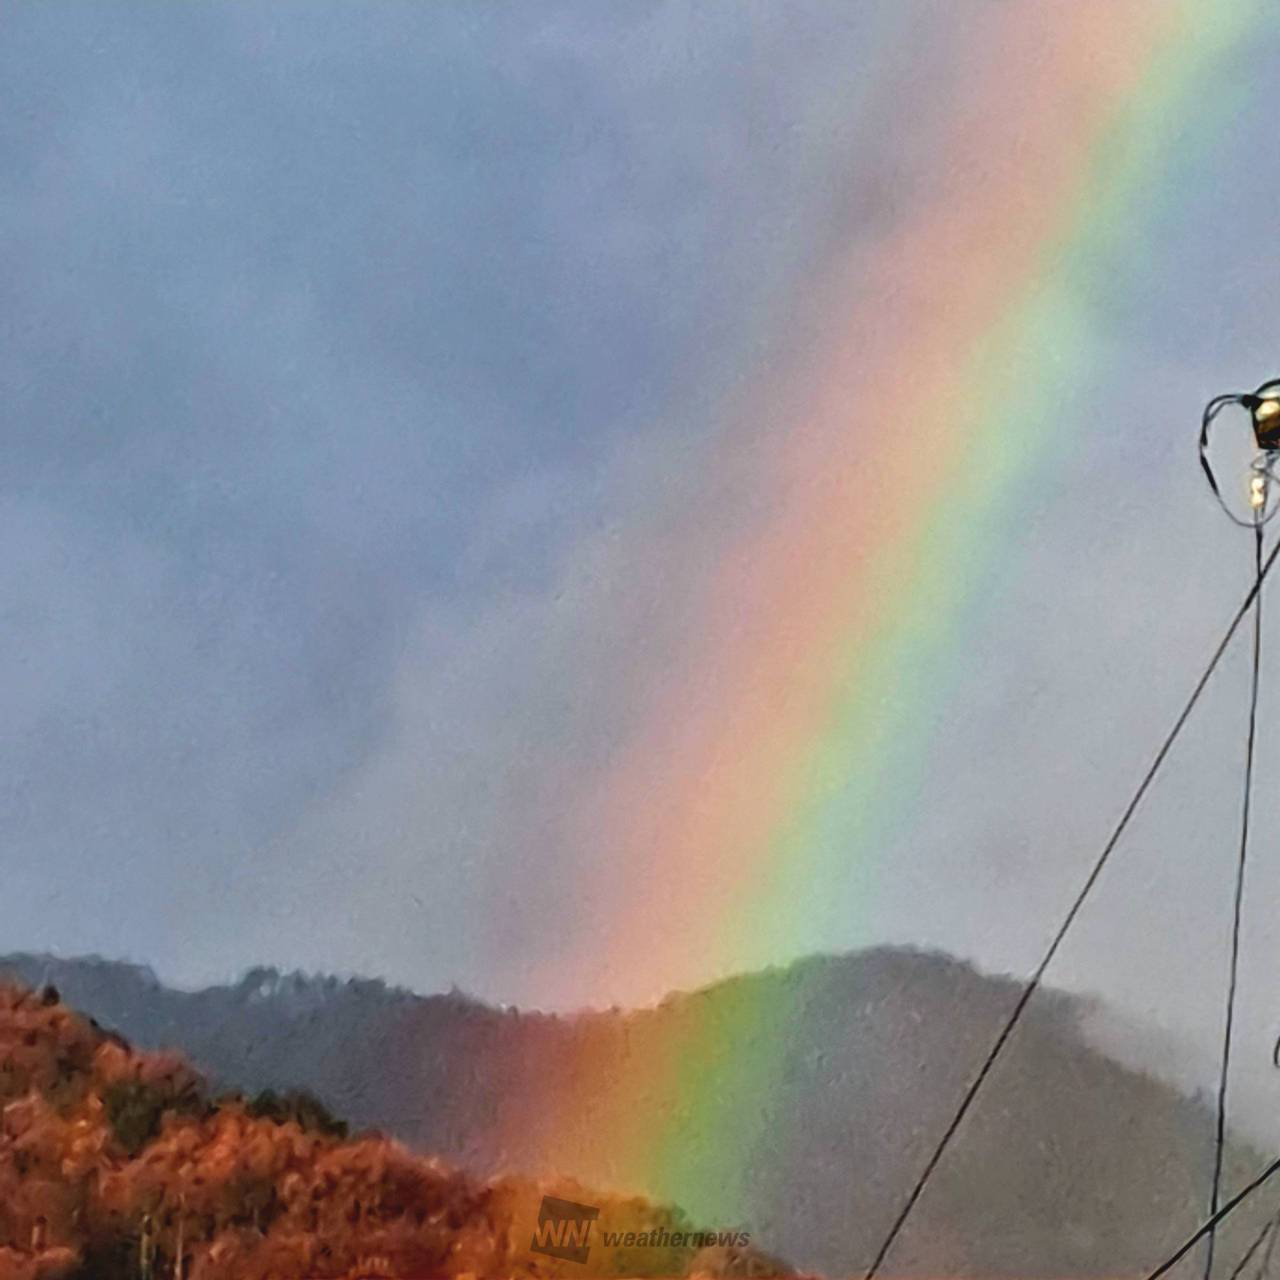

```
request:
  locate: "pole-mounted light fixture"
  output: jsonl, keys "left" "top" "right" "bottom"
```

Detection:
{"left": 1243, "top": 380, "right": 1280, "bottom": 452}
{"left": 1200, "top": 379, "right": 1280, "bottom": 528}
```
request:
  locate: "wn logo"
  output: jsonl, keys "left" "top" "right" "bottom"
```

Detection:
{"left": 529, "top": 1194, "right": 600, "bottom": 1265}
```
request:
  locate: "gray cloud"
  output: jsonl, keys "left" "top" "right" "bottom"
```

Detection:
{"left": 7, "top": 2, "right": 1280, "bottom": 1164}
{"left": 1, "top": 0, "right": 961, "bottom": 992}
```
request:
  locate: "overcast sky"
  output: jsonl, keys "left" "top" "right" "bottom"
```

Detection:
{"left": 10, "top": 2, "right": 1280, "bottom": 1133}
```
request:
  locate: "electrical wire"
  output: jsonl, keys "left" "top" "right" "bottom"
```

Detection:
{"left": 1225, "top": 1210, "right": 1278, "bottom": 1280}
{"left": 1259, "top": 1205, "right": 1280, "bottom": 1280}
{"left": 1205, "top": 519, "right": 1267, "bottom": 1280}
{"left": 863, "top": 532, "right": 1280, "bottom": 1280}
{"left": 1148, "top": 1155, "right": 1280, "bottom": 1280}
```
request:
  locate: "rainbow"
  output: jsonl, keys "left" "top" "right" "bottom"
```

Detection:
{"left": 503, "top": 0, "right": 1269, "bottom": 1243}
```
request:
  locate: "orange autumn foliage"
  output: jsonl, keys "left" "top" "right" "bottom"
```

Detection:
{"left": 0, "top": 983, "right": 508, "bottom": 1279}
{"left": 0, "top": 983, "right": 795, "bottom": 1280}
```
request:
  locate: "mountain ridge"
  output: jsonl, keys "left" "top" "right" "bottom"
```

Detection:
{"left": 0, "top": 945, "right": 1266, "bottom": 1277}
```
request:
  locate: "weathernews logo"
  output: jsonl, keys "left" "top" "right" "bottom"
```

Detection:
{"left": 530, "top": 1195, "right": 601, "bottom": 1264}
{"left": 529, "top": 1195, "right": 751, "bottom": 1266}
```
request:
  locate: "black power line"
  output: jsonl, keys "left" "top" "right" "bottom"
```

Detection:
{"left": 864, "top": 533, "right": 1280, "bottom": 1280}
{"left": 1206, "top": 522, "right": 1267, "bottom": 1280}
{"left": 1260, "top": 1204, "right": 1280, "bottom": 1280}
{"left": 1149, "top": 1155, "right": 1280, "bottom": 1280}
{"left": 1225, "top": 1208, "right": 1278, "bottom": 1280}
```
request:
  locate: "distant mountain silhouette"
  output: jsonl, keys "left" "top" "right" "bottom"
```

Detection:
{"left": 0, "top": 980, "right": 769, "bottom": 1279}
{"left": 1, "top": 947, "right": 1268, "bottom": 1277}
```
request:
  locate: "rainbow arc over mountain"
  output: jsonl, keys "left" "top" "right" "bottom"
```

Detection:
{"left": 495, "top": 0, "right": 1270, "bottom": 1237}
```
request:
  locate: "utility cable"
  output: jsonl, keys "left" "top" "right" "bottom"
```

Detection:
{"left": 1205, "top": 519, "right": 1267, "bottom": 1280}
{"left": 1148, "top": 1154, "right": 1280, "bottom": 1280}
{"left": 1258, "top": 1204, "right": 1280, "bottom": 1280}
{"left": 1225, "top": 1209, "right": 1277, "bottom": 1280}
{"left": 864, "top": 533, "right": 1280, "bottom": 1280}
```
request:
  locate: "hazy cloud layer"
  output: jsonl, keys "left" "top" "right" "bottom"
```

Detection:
{"left": 7, "top": 2, "right": 1280, "bottom": 1154}
{"left": 2, "top": 1, "right": 947, "bottom": 988}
